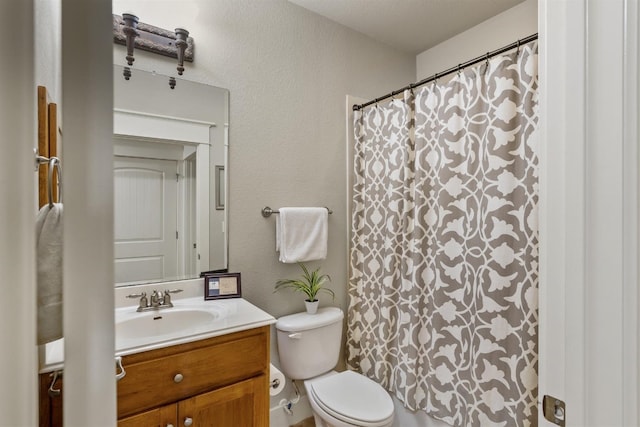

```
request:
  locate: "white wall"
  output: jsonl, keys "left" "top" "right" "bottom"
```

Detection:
{"left": 35, "top": 0, "right": 62, "bottom": 108}
{"left": 110, "top": 0, "right": 415, "bottom": 315}
{"left": 61, "top": 0, "right": 116, "bottom": 424}
{"left": 3, "top": 0, "right": 65, "bottom": 423}
{"left": 0, "top": 1, "right": 37, "bottom": 423}
{"left": 112, "top": 0, "right": 415, "bottom": 421}
{"left": 416, "top": 0, "right": 537, "bottom": 80}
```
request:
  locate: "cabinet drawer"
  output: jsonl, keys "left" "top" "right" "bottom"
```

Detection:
{"left": 117, "top": 329, "right": 268, "bottom": 418}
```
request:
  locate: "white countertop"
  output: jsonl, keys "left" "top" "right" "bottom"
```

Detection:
{"left": 40, "top": 297, "right": 276, "bottom": 373}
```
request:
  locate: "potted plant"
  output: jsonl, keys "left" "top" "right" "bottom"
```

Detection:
{"left": 275, "top": 263, "right": 335, "bottom": 314}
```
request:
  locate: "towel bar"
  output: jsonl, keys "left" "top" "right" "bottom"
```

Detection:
{"left": 261, "top": 206, "right": 332, "bottom": 218}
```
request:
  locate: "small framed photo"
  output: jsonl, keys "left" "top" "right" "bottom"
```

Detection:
{"left": 204, "top": 272, "right": 241, "bottom": 300}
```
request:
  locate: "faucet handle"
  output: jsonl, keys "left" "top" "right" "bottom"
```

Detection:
{"left": 126, "top": 292, "right": 146, "bottom": 299}
{"left": 126, "top": 292, "right": 148, "bottom": 311}
{"left": 162, "top": 289, "right": 183, "bottom": 307}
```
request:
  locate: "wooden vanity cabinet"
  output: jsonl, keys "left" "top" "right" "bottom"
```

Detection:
{"left": 119, "top": 375, "right": 266, "bottom": 427}
{"left": 117, "top": 405, "right": 176, "bottom": 427}
{"left": 179, "top": 375, "right": 267, "bottom": 426}
{"left": 39, "top": 326, "right": 270, "bottom": 427}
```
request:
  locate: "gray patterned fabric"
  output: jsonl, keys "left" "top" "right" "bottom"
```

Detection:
{"left": 347, "top": 42, "right": 538, "bottom": 427}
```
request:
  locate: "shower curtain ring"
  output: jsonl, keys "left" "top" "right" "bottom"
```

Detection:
{"left": 457, "top": 64, "right": 462, "bottom": 75}
{"left": 433, "top": 73, "right": 438, "bottom": 86}
{"left": 516, "top": 39, "right": 521, "bottom": 56}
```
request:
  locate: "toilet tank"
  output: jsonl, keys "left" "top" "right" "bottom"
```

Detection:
{"left": 275, "top": 307, "right": 344, "bottom": 380}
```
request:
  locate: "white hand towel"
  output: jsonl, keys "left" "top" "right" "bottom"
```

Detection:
{"left": 36, "top": 203, "right": 63, "bottom": 345}
{"left": 276, "top": 207, "right": 328, "bottom": 263}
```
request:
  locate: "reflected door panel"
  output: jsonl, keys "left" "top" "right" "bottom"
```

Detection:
{"left": 115, "top": 156, "right": 178, "bottom": 284}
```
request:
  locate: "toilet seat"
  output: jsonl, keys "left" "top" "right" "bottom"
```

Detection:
{"left": 308, "top": 371, "right": 394, "bottom": 427}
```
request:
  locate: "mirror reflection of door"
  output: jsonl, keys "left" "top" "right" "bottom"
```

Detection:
{"left": 183, "top": 152, "right": 198, "bottom": 275}
{"left": 114, "top": 156, "right": 179, "bottom": 284}
{"left": 113, "top": 67, "right": 227, "bottom": 286}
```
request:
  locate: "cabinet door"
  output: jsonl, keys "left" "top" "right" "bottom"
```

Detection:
{"left": 118, "top": 405, "right": 177, "bottom": 427}
{"left": 178, "top": 375, "right": 268, "bottom": 427}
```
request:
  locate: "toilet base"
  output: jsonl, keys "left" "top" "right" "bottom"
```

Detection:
{"left": 307, "top": 393, "right": 394, "bottom": 427}
{"left": 306, "top": 385, "right": 359, "bottom": 427}
{"left": 310, "top": 412, "right": 331, "bottom": 427}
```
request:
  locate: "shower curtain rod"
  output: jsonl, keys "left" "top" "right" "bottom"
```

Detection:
{"left": 352, "top": 33, "right": 538, "bottom": 111}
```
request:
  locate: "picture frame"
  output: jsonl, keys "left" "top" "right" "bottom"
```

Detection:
{"left": 204, "top": 272, "right": 241, "bottom": 300}
{"left": 215, "top": 165, "right": 225, "bottom": 210}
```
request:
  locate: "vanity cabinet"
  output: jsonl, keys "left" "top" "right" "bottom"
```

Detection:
{"left": 117, "top": 405, "right": 176, "bottom": 427}
{"left": 179, "top": 375, "right": 266, "bottom": 425}
{"left": 119, "top": 375, "right": 266, "bottom": 427}
{"left": 39, "top": 326, "right": 270, "bottom": 427}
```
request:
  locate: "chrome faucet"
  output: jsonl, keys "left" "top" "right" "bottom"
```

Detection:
{"left": 150, "top": 290, "right": 162, "bottom": 307}
{"left": 126, "top": 289, "right": 183, "bottom": 312}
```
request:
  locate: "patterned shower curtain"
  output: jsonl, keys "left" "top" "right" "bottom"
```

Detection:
{"left": 347, "top": 42, "right": 538, "bottom": 426}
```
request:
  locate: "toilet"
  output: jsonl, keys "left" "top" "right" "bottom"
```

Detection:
{"left": 276, "top": 307, "right": 395, "bottom": 427}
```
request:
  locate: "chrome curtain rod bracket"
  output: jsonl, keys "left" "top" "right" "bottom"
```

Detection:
{"left": 261, "top": 206, "right": 333, "bottom": 218}
{"left": 352, "top": 33, "right": 538, "bottom": 111}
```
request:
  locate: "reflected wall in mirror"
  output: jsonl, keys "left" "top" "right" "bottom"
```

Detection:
{"left": 113, "top": 65, "right": 229, "bottom": 287}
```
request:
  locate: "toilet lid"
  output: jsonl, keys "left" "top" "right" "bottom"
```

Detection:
{"left": 310, "top": 371, "right": 394, "bottom": 426}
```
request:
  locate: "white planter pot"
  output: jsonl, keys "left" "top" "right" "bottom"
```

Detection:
{"left": 305, "top": 300, "right": 319, "bottom": 314}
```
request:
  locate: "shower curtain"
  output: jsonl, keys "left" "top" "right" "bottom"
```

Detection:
{"left": 347, "top": 42, "right": 538, "bottom": 426}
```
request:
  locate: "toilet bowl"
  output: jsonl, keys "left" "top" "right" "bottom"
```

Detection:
{"left": 275, "top": 307, "right": 395, "bottom": 427}
{"left": 304, "top": 371, "right": 394, "bottom": 427}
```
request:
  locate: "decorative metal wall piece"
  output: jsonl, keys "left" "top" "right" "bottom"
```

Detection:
{"left": 113, "top": 14, "right": 194, "bottom": 62}
{"left": 113, "top": 13, "right": 194, "bottom": 85}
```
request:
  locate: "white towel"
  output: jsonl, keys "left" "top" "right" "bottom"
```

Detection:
{"left": 276, "top": 207, "right": 328, "bottom": 263}
{"left": 36, "top": 203, "right": 63, "bottom": 345}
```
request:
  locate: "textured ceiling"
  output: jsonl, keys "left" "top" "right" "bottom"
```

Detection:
{"left": 287, "top": 0, "right": 525, "bottom": 54}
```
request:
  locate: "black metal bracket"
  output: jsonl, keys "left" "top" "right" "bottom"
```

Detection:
{"left": 112, "top": 14, "right": 194, "bottom": 62}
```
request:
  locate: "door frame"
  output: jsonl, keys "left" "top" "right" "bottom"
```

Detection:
{"left": 7, "top": 1, "right": 639, "bottom": 425}
{"left": 538, "top": 0, "right": 638, "bottom": 425}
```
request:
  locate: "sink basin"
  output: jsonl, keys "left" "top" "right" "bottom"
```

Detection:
{"left": 116, "top": 308, "right": 220, "bottom": 342}
{"left": 40, "top": 297, "right": 276, "bottom": 372}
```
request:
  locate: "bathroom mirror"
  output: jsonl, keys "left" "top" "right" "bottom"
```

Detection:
{"left": 113, "top": 65, "right": 228, "bottom": 287}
